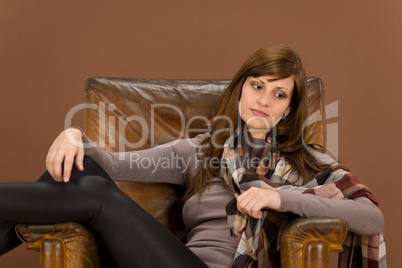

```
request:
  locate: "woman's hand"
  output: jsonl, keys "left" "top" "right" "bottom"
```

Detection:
{"left": 46, "top": 128, "right": 85, "bottom": 183}
{"left": 236, "top": 187, "right": 281, "bottom": 219}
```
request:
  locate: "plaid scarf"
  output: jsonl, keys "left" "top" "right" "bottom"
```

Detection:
{"left": 220, "top": 133, "right": 386, "bottom": 268}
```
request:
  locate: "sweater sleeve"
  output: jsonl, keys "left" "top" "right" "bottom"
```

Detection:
{"left": 277, "top": 191, "right": 384, "bottom": 236}
{"left": 77, "top": 127, "right": 210, "bottom": 187}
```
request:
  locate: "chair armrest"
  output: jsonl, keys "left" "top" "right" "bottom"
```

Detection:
{"left": 15, "top": 217, "right": 348, "bottom": 268}
{"left": 280, "top": 217, "right": 348, "bottom": 268}
{"left": 16, "top": 222, "right": 100, "bottom": 268}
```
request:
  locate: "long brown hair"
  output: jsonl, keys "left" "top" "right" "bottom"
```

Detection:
{"left": 184, "top": 45, "right": 329, "bottom": 201}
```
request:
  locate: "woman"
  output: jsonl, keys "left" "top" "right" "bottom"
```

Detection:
{"left": 0, "top": 45, "right": 385, "bottom": 267}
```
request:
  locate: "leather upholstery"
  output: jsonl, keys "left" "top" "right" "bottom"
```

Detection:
{"left": 16, "top": 222, "right": 100, "bottom": 268}
{"left": 83, "top": 77, "right": 325, "bottom": 149}
{"left": 16, "top": 77, "right": 347, "bottom": 268}
{"left": 280, "top": 217, "right": 348, "bottom": 268}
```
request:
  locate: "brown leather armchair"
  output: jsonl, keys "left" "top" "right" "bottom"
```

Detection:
{"left": 16, "top": 77, "right": 348, "bottom": 268}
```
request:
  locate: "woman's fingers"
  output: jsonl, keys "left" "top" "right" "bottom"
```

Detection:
{"left": 62, "top": 153, "right": 75, "bottom": 182}
{"left": 45, "top": 128, "right": 84, "bottom": 182}
{"left": 236, "top": 188, "right": 281, "bottom": 218}
{"left": 246, "top": 199, "right": 264, "bottom": 219}
{"left": 75, "top": 147, "right": 85, "bottom": 172}
{"left": 238, "top": 193, "right": 263, "bottom": 218}
{"left": 52, "top": 152, "right": 66, "bottom": 182}
{"left": 46, "top": 134, "right": 60, "bottom": 180}
{"left": 237, "top": 190, "right": 257, "bottom": 216}
{"left": 45, "top": 151, "right": 56, "bottom": 181}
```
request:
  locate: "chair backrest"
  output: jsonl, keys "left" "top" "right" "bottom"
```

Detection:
{"left": 84, "top": 77, "right": 326, "bottom": 239}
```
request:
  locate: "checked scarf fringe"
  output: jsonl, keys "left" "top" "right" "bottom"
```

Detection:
{"left": 220, "top": 133, "right": 386, "bottom": 268}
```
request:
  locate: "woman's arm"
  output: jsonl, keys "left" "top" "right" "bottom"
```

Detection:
{"left": 45, "top": 127, "right": 209, "bottom": 186}
{"left": 79, "top": 128, "right": 209, "bottom": 187}
{"left": 277, "top": 191, "right": 384, "bottom": 236}
{"left": 236, "top": 186, "right": 384, "bottom": 236}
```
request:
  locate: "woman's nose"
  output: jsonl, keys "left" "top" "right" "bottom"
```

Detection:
{"left": 257, "top": 95, "right": 270, "bottom": 107}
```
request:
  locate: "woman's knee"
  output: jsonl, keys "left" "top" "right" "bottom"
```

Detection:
{"left": 69, "top": 156, "right": 112, "bottom": 182}
{"left": 37, "top": 156, "right": 111, "bottom": 183}
{"left": 73, "top": 176, "right": 133, "bottom": 216}
{"left": 74, "top": 175, "right": 117, "bottom": 194}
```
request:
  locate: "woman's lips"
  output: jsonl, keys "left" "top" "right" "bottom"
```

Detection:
{"left": 251, "top": 109, "right": 268, "bottom": 117}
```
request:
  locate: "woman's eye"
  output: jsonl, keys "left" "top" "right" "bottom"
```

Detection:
{"left": 252, "top": 84, "right": 262, "bottom": 90}
{"left": 275, "top": 92, "right": 286, "bottom": 99}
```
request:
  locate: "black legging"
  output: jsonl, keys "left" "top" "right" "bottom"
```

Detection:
{"left": 0, "top": 156, "right": 208, "bottom": 268}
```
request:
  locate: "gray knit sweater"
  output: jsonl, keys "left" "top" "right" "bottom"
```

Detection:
{"left": 80, "top": 131, "right": 384, "bottom": 268}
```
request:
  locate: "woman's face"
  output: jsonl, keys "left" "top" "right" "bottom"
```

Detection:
{"left": 239, "top": 75, "right": 294, "bottom": 139}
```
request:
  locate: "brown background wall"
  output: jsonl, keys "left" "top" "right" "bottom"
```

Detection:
{"left": 0, "top": 0, "right": 401, "bottom": 267}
